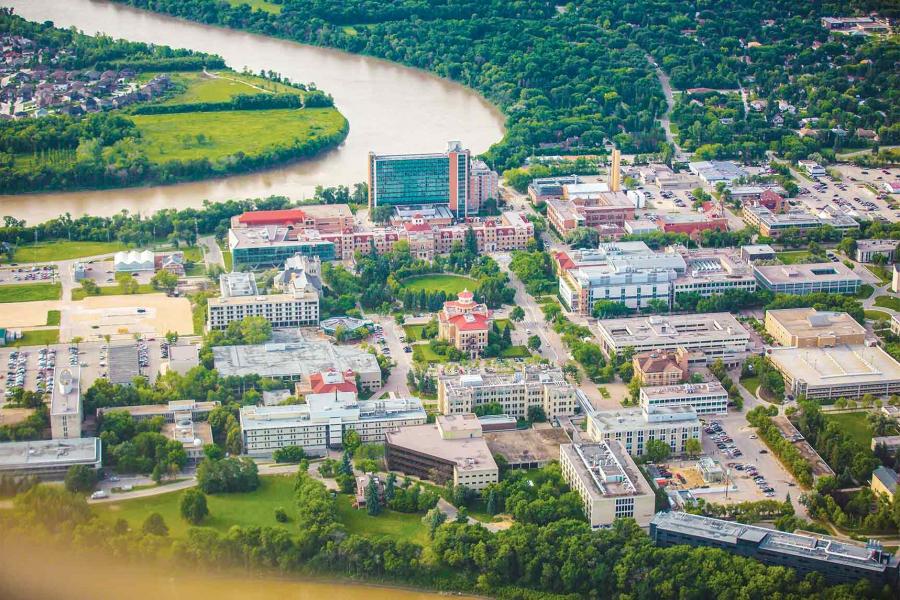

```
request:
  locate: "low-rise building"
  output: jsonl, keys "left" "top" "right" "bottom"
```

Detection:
{"left": 650, "top": 511, "right": 899, "bottom": 587}
{"left": 624, "top": 220, "right": 659, "bottom": 235}
{"left": 50, "top": 366, "right": 81, "bottom": 440}
{"left": 855, "top": 239, "right": 898, "bottom": 263}
{"left": 872, "top": 435, "right": 900, "bottom": 453}
{"left": 740, "top": 244, "right": 777, "bottom": 263}
{"left": 296, "top": 368, "right": 358, "bottom": 396}
{"left": 632, "top": 350, "right": 688, "bottom": 386}
{"left": 764, "top": 308, "right": 866, "bottom": 348}
{"left": 559, "top": 441, "right": 656, "bottom": 528}
{"left": 594, "top": 313, "right": 751, "bottom": 365}
{"left": 213, "top": 336, "right": 382, "bottom": 390}
{"left": 753, "top": 262, "right": 861, "bottom": 295}
{"left": 0, "top": 438, "right": 102, "bottom": 479}
{"left": 241, "top": 392, "right": 426, "bottom": 456}
{"left": 671, "top": 246, "right": 757, "bottom": 298}
{"left": 768, "top": 344, "right": 900, "bottom": 401}
{"left": 872, "top": 466, "right": 899, "bottom": 498}
{"left": 527, "top": 175, "right": 583, "bottom": 203}
{"left": 654, "top": 213, "right": 728, "bottom": 236}
{"left": 385, "top": 414, "right": 499, "bottom": 490}
{"left": 355, "top": 473, "right": 385, "bottom": 509}
{"left": 437, "top": 290, "right": 491, "bottom": 357}
{"left": 546, "top": 189, "right": 635, "bottom": 236}
{"left": 743, "top": 205, "right": 858, "bottom": 238}
{"left": 97, "top": 400, "right": 219, "bottom": 423}
{"left": 798, "top": 160, "right": 827, "bottom": 177}
{"left": 207, "top": 271, "right": 319, "bottom": 330}
{"left": 114, "top": 249, "right": 154, "bottom": 272}
{"left": 640, "top": 382, "right": 728, "bottom": 415}
{"left": 437, "top": 367, "right": 576, "bottom": 419}
{"left": 587, "top": 405, "right": 702, "bottom": 456}
{"left": 688, "top": 161, "right": 747, "bottom": 184}
{"left": 163, "top": 411, "right": 213, "bottom": 465}
{"left": 697, "top": 456, "right": 725, "bottom": 482}
{"left": 162, "top": 344, "right": 200, "bottom": 376}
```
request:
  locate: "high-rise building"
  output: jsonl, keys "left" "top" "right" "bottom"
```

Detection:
{"left": 368, "top": 141, "right": 471, "bottom": 217}
{"left": 468, "top": 159, "right": 499, "bottom": 213}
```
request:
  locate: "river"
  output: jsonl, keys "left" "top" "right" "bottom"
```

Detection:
{"left": 0, "top": 0, "right": 505, "bottom": 222}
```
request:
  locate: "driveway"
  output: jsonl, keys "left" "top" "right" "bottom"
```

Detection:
{"left": 199, "top": 235, "right": 224, "bottom": 270}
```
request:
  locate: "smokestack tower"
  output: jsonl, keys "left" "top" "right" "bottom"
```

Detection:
{"left": 609, "top": 148, "right": 621, "bottom": 192}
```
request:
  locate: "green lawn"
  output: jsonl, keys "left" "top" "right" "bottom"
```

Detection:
{"left": 45, "top": 310, "right": 60, "bottom": 326}
{"left": 874, "top": 295, "right": 900, "bottom": 312}
{"left": 334, "top": 494, "right": 430, "bottom": 545}
{"left": 0, "top": 282, "right": 61, "bottom": 303}
{"left": 856, "top": 284, "right": 875, "bottom": 299}
{"left": 223, "top": 0, "right": 282, "bottom": 14}
{"left": 824, "top": 412, "right": 879, "bottom": 448}
{"left": 8, "top": 329, "right": 60, "bottom": 347}
{"left": 776, "top": 251, "right": 812, "bottom": 264}
{"left": 2, "top": 240, "right": 127, "bottom": 263}
{"left": 500, "top": 345, "right": 531, "bottom": 358}
{"left": 222, "top": 251, "right": 233, "bottom": 271}
{"left": 162, "top": 71, "right": 301, "bottom": 105}
{"left": 403, "top": 324, "right": 428, "bottom": 342}
{"left": 94, "top": 475, "right": 299, "bottom": 538}
{"left": 741, "top": 375, "right": 761, "bottom": 397}
{"left": 412, "top": 344, "right": 448, "bottom": 364}
{"left": 865, "top": 309, "right": 892, "bottom": 322}
{"left": 131, "top": 108, "right": 346, "bottom": 164}
{"left": 866, "top": 264, "right": 892, "bottom": 284}
{"left": 400, "top": 274, "right": 476, "bottom": 296}
{"left": 72, "top": 284, "right": 156, "bottom": 301}
{"left": 180, "top": 246, "right": 204, "bottom": 263}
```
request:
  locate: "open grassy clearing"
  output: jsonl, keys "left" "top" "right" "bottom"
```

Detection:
{"left": 8, "top": 329, "right": 60, "bottom": 347}
{"left": 874, "top": 295, "right": 900, "bottom": 312}
{"left": 72, "top": 284, "right": 156, "bottom": 301}
{"left": 500, "top": 346, "right": 531, "bottom": 358}
{"left": 161, "top": 71, "right": 301, "bottom": 105}
{"left": 400, "top": 274, "right": 475, "bottom": 296}
{"left": 866, "top": 264, "right": 892, "bottom": 284}
{"left": 740, "top": 375, "right": 761, "bottom": 397}
{"left": 412, "top": 344, "right": 447, "bottom": 364}
{"left": 131, "top": 107, "right": 346, "bottom": 164}
{"left": 334, "top": 494, "right": 430, "bottom": 545}
{"left": 2, "top": 240, "right": 128, "bottom": 264}
{"left": 865, "top": 309, "right": 892, "bottom": 321}
{"left": 45, "top": 310, "right": 60, "bottom": 326}
{"left": 0, "top": 282, "right": 61, "bottom": 303}
{"left": 223, "top": 0, "right": 282, "bottom": 14}
{"left": 824, "top": 411, "right": 880, "bottom": 449}
{"left": 775, "top": 251, "right": 812, "bottom": 264}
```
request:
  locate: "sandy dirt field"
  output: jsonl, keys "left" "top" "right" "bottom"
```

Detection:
{"left": 0, "top": 300, "right": 61, "bottom": 328}
{"left": 60, "top": 294, "right": 194, "bottom": 342}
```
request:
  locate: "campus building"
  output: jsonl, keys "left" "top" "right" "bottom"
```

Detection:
{"left": 871, "top": 466, "right": 899, "bottom": 498}
{"left": 670, "top": 246, "right": 757, "bottom": 298}
{"left": 368, "top": 141, "right": 494, "bottom": 218}
{"left": 855, "top": 239, "right": 898, "bottom": 263}
{"left": 650, "top": 511, "right": 900, "bottom": 587}
{"left": 740, "top": 244, "right": 777, "bottom": 263}
{"left": 114, "top": 249, "right": 154, "bottom": 272}
{"left": 0, "top": 438, "right": 102, "bottom": 479}
{"left": 743, "top": 205, "right": 858, "bottom": 238}
{"left": 207, "top": 271, "right": 319, "bottom": 330}
{"left": 764, "top": 308, "right": 866, "bottom": 348}
{"left": 632, "top": 350, "right": 689, "bottom": 386}
{"left": 753, "top": 262, "right": 861, "bottom": 296}
{"left": 241, "top": 392, "right": 427, "bottom": 457}
{"left": 437, "top": 367, "right": 577, "bottom": 420}
{"left": 163, "top": 412, "right": 213, "bottom": 465}
{"left": 545, "top": 188, "right": 635, "bottom": 236}
{"left": 688, "top": 161, "right": 747, "bottom": 184}
{"left": 97, "top": 400, "right": 219, "bottom": 423}
{"left": 768, "top": 344, "right": 900, "bottom": 401}
{"left": 594, "top": 313, "right": 751, "bottom": 365}
{"left": 587, "top": 405, "right": 702, "bottom": 456}
{"left": 654, "top": 213, "right": 728, "bottom": 236}
{"left": 385, "top": 414, "right": 499, "bottom": 490}
{"left": 559, "top": 441, "right": 656, "bottom": 528}
{"left": 437, "top": 289, "right": 491, "bottom": 358}
{"left": 527, "top": 175, "right": 583, "bottom": 203}
{"left": 50, "top": 366, "right": 81, "bottom": 440}
{"left": 468, "top": 159, "right": 499, "bottom": 213}
{"left": 639, "top": 382, "right": 729, "bottom": 415}
{"left": 161, "top": 344, "right": 201, "bottom": 376}
{"left": 212, "top": 335, "right": 382, "bottom": 390}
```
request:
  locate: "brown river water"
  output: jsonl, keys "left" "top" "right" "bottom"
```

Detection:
{"left": 0, "top": 0, "right": 505, "bottom": 222}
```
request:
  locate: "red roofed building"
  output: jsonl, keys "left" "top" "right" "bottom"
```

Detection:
{"left": 295, "top": 368, "right": 358, "bottom": 396}
{"left": 236, "top": 209, "right": 307, "bottom": 227}
{"left": 438, "top": 289, "right": 492, "bottom": 358}
{"left": 759, "top": 190, "right": 784, "bottom": 213}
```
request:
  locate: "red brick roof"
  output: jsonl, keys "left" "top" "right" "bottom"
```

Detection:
{"left": 238, "top": 209, "right": 306, "bottom": 225}
{"left": 308, "top": 368, "right": 357, "bottom": 394}
{"left": 447, "top": 313, "right": 490, "bottom": 331}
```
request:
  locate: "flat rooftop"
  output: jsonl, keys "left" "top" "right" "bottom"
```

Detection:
{"left": 768, "top": 344, "right": 900, "bottom": 386}
{"left": 766, "top": 308, "right": 865, "bottom": 340}
{"left": 652, "top": 511, "right": 898, "bottom": 573}
{"left": 641, "top": 381, "right": 727, "bottom": 400}
{"left": 484, "top": 427, "right": 570, "bottom": 465}
{"left": 596, "top": 313, "right": 750, "bottom": 348}
{"left": 220, "top": 272, "right": 258, "bottom": 297}
{"left": 857, "top": 239, "right": 898, "bottom": 252}
{"left": 753, "top": 262, "right": 861, "bottom": 285}
{"left": 386, "top": 423, "right": 497, "bottom": 472}
{"left": 98, "top": 400, "right": 219, "bottom": 417}
{"left": 241, "top": 394, "right": 425, "bottom": 430}
{"left": 561, "top": 441, "right": 650, "bottom": 498}
{"left": 50, "top": 366, "right": 80, "bottom": 417}
{"left": 590, "top": 405, "right": 700, "bottom": 433}
{"left": 0, "top": 438, "right": 101, "bottom": 469}
{"left": 213, "top": 337, "right": 380, "bottom": 379}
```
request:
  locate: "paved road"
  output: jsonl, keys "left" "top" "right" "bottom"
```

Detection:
{"left": 646, "top": 56, "right": 687, "bottom": 161}
{"left": 199, "top": 235, "right": 224, "bottom": 270}
{"left": 363, "top": 313, "right": 412, "bottom": 401}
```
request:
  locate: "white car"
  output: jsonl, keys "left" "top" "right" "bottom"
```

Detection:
{"left": 90, "top": 490, "right": 108, "bottom": 500}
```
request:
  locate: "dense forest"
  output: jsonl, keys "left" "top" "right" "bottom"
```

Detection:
{"left": 113, "top": 0, "right": 898, "bottom": 169}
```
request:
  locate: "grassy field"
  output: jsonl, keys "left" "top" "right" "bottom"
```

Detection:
{"left": 45, "top": 310, "right": 60, "bottom": 326}
{"left": 824, "top": 412, "right": 878, "bottom": 448}
{"left": 874, "top": 295, "right": 900, "bottom": 312}
{"left": 866, "top": 264, "right": 892, "bottom": 284}
{"left": 131, "top": 108, "right": 345, "bottom": 164}
{"left": 500, "top": 346, "right": 531, "bottom": 358}
{"left": 162, "top": 71, "right": 301, "bottom": 105}
{"left": 223, "top": 0, "right": 282, "bottom": 14}
{"left": 400, "top": 274, "right": 475, "bottom": 296}
{"left": 0, "top": 282, "right": 61, "bottom": 303}
{"left": 741, "top": 375, "right": 761, "bottom": 397}
{"left": 856, "top": 284, "right": 875, "bottom": 299}
{"left": 8, "top": 329, "right": 60, "bottom": 347}
{"left": 865, "top": 309, "right": 892, "bottom": 321}
{"left": 403, "top": 324, "right": 428, "bottom": 342}
{"left": 72, "top": 283, "right": 156, "bottom": 301}
{"left": 776, "top": 251, "right": 812, "bottom": 264}
{"left": 93, "top": 475, "right": 429, "bottom": 545}
{"left": 412, "top": 344, "right": 447, "bottom": 364}
{"left": 3, "top": 240, "right": 127, "bottom": 264}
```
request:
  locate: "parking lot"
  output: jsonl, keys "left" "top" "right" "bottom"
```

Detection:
{"left": 0, "top": 339, "right": 166, "bottom": 408}
{"left": 790, "top": 165, "right": 898, "bottom": 223}
{"left": 0, "top": 265, "right": 57, "bottom": 285}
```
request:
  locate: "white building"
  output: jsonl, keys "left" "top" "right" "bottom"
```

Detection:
{"left": 559, "top": 441, "right": 656, "bottom": 528}
{"left": 437, "top": 367, "right": 577, "bottom": 419}
{"left": 798, "top": 160, "right": 826, "bottom": 177}
{"left": 640, "top": 382, "right": 729, "bottom": 415}
{"left": 50, "top": 366, "right": 81, "bottom": 440}
{"left": 855, "top": 239, "right": 898, "bottom": 264}
{"left": 114, "top": 249, "right": 154, "bottom": 272}
{"left": 161, "top": 344, "right": 200, "bottom": 376}
{"left": 688, "top": 161, "right": 747, "bottom": 184}
{"left": 207, "top": 271, "right": 319, "bottom": 330}
{"left": 241, "top": 392, "right": 427, "bottom": 456}
{"left": 587, "top": 405, "right": 702, "bottom": 456}
{"left": 0, "top": 438, "right": 102, "bottom": 480}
